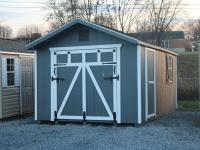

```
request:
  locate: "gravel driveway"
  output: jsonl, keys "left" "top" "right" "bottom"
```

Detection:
{"left": 0, "top": 111, "right": 200, "bottom": 150}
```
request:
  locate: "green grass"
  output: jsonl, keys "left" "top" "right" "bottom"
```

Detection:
{"left": 178, "top": 51, "right": 199, "bottom": 55}
{"left": 178, "top": 100, "right": 200, "bottom": 112}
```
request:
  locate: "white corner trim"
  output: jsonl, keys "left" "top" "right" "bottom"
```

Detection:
{"left": 137, "top": 45, "right": 142, "bottom": 124}
{"left": 50, "top": 50, "right": 57, "bottom": 121}
{"left": 34, "top": 50, "right": 37, "bottom": 120}
{"left": 175, "top": 58, "right": 178, "bottom": 108}
{"left": 116, "top": 46, "right": 121, "bottom": 123}
{"left": 19, "top": 58, "right": 22, "bottom": 115}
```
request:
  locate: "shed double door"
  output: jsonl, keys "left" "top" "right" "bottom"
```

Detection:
{"left": 51, "top": 48, "right": 119, "bottom": 122}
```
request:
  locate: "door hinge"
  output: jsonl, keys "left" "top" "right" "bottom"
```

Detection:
{"left": 113, "top": 112, "right": 116, "bottom": 122}
{"left": 54, "top": 111, "right": 57, "bottom": 120}
{"left": 83, "top": 111, "right": 86, "bottom": 121}
{"left": 114, "top": 65, "right": 116, "bottom": 74}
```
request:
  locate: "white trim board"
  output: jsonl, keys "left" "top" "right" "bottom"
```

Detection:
{"left": 137, "top": 45, "right": 142, "bottom": 124}
{"left": 0, "top": 51, "right": 34, "bottom": 56}
{"left": 49, "top": 44, "right": 122, "bottom": 52}
{"left": 34, "top": 50, "right": 37, "bottom": 120}
{"left": 145, "top": 47, "right": 156, "bottom": 121}
{"left": 50, "top": 50, "right": 57, "bottom": 121}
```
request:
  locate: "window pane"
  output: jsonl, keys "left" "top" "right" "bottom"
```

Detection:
{"left": 7, "top": 65, "right": 10, "bottom": 71}
{"left": 86, "top": 53, "right": 97, "bottom": 62}
{"left": 101, "top": 52, "right": 113, "bottom": 62}
{"left": 167, "top": 55, "right": 173, "bottom": 83}
{"left": 57, "top": 54, "right": 68, "bottom": 63}
{"left": 71, "top": 53, "right": 82, "bottom": 63}
{"left": 7, "top": 73, "right": 15, "bottom": 86}
{"left": 11, "top": 59, "right": 14, "bottom": 65}
{"left": 11, "top": 65, "right": 14, "bottom": 71}
{"left": 7, "top": 59, "right": 10, "bottom": 64}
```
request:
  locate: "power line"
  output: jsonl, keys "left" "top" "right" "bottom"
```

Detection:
{"left": 0, "top": 6, "right": 200, "bottom": 10}
{"left": 0, "top": 1, "right": 200, "bottom": 6}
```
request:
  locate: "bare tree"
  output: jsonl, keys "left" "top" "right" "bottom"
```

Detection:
{"left": 16, "top": 25, "right": 41, "bottom": 42}
{"left": 0, "top": 22, "right": 12, "bottom": 39}
{"left": 183, "top": 19, "right": 200, "bottom": 51}
{"left": 138, "top": 0, "right": 182, "bottom": 46}
{"left": 46, "top": 0, "right": 147, "bottom": 31}
{"left": 47, "top": 0, "right": 89, "bottom": 29}
{"left": 110, "top": 0, "right": 146, "bottom": 33}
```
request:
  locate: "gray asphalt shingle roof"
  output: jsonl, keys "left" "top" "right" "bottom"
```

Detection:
{"left": 127, "top": 31, "right": 185, "bottom": 41}
{"left": 0, "top": 38, "right": 33, "bottom": 53}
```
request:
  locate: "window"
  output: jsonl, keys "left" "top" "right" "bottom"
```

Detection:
{"left": 79, "top": 29, "right": 89, "bottom": 41}
{"left": 162, "top": 40, "right": 170, "bottom": 48}
{"left": 7, "top": 58, "right": 15, "bottom": 86}
{"left": 2, "top": 57, "right": 19, "bottom": 87}
{"left": 166, "top": 55, "right": 173, "bottom": 83}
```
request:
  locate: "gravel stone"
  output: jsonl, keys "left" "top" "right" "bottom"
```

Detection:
{"left": 0, "top": 111, "right": 200, "bottom": 150}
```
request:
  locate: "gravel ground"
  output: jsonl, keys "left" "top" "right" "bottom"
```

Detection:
{"left": 0, "top": 111, "right": 200, "bottom": 150}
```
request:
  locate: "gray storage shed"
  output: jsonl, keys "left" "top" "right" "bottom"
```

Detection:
{"left": 0, "top": 39, "right": 34, "bottom": 119}
{"left": 26, "top": 19, "right": 177, "bottom": 124}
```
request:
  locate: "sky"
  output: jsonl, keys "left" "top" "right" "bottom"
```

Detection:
{"left": 0, "top": 0, "right": 200, "bottom": 37}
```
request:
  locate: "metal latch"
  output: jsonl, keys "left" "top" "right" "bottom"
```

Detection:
{"left": 103, "top": 75, "right": 119, "bottom": 80}
{"left": 147, "top": 81, "right": 155, "bottom": 84}
{"left": 51, "top": 76, "right": 64, "bottom": 84}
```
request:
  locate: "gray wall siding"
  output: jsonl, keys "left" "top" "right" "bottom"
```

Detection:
{"left": 120, "top": 44, "right": 138, "bottom": 123}
{"left": 2, "top": 87, "right": 20, "bottom": 118}
{"left": 37, "top": 24, "right": 138, "bottom": 123}
{"left": 37, "top": 48, "right": 51, "bottom": 120}
{"left": 141, "top": 46, "right": 146, "bottom": 122}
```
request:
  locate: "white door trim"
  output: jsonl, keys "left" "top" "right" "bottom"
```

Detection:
{"left": 50, "top": 44, "right": 122, "bottom": 123}
{"left": 145, "top": 48, "right": 156, "bottom": 121}
{"left": 50, "top": 51, "right": 57, "bottom": 121}
{"left": 49, "top": 44, "right": 122, "bottom": 51}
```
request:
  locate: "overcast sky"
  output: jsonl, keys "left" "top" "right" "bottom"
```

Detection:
{"left": 0, "top": 0, "right": 200, "bottom": 37}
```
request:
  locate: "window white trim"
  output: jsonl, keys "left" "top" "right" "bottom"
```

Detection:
{"left": 2, "top": 55, "right": 19, "bottom": 87}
